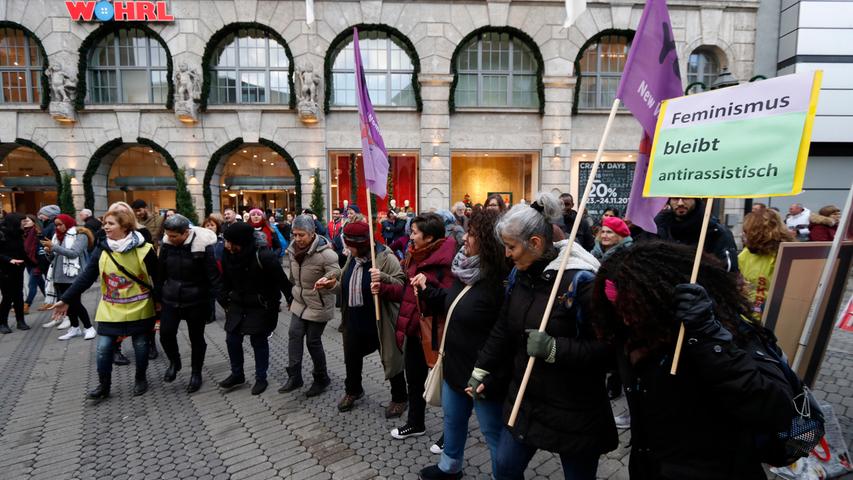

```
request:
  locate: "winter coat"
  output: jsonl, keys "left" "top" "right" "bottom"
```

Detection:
{"left": 591, "top": 236, "right": 634, "bottom": 261}
{"left": 140, "top": 214, "right": 163, "bottom": 248}
{"left": 475, "top": 241, "right": 618, "bottom": 456}
{"left": 156, "top": 227, "right": 221, "bottom": 309}
{"left": 808, "top": 213, "right": 837, "bottom": 241}
{"left": 655, "top": 210, "right": 739, "bottom": 273}
{"left": 620, "top": 320, "right": 794, "bottom": 480}
{"left": 338, "top": 245, "right": 406, "bottom": 379}
{"left": 785, "top": 209, "right": 811, "bottom": 240}
{"left": 219, "top": 246, "right": 292, "bottom": 335}
{"left": 285, "top": 234, "right": 341, "bottom": 322}
{"left": 379, "top": 237, "right": 457, "bottom": 349}
{"left": 0, "top": 226, "right": 26, "bottom": 278}
{"left": 48, "top": 228, "right": 89, "bottom": 284}
{"left": 381, "top": 219, "right": 405, "bottom": 244}
{"left": 560, "top": 210, "right": 596, "bottom": 252}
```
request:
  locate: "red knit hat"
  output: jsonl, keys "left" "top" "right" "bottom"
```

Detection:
{"left": 55, "top": 213, "right": 77, "bottom": 229}
{"left": 343, "top": 221, "right": 370, "bottom": 246}
{"left": 602, "top": 216, "right": 630, "bottom": 238}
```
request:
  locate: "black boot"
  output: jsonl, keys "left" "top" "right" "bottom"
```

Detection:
{"left": 305, "top": 372, "right": 331, "bottom": 398}
{"left": 277, "top": 366, "right": 303, "bottom": 393}
{"left": 187, "top": 371, "right": 202, "bottom": 393}
{"left": 16, "top": 320, "right": 30, "bottom": 331}
{"left": 218, "top": 374, "right": 245, "bottom": 391}
{"left": 88, "top": 374, "right": 111, "bottom": 400}
{"left": 0, "top": 324, "right": 11, "bottom": 334}
{"left": 113, "top": 348, "right": 130, "bottom": 366}
{"left": 133, "top": 372, "right": 148, "bottom": 396}
{"left": 147, "top": 333, "right": 159, "bottom": 360}
{"left": 164, "top": 359, "right": 181, "bottom": 383}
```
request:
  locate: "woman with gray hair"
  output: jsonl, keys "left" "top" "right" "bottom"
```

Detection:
{"left": 279, "top": 214, "right": 341, "bottom": 397}
{"left": 467, "top": 192, "right": 617, "bottom": 479}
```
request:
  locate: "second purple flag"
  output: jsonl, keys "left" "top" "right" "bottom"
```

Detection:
{"left": 353, "top": 27, "right": 390, "bottom": 199}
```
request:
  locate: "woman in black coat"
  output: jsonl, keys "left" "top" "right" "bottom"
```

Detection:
{"left": 591, "top": 242, "right": 795, "bottom": 480}
{"left": 469, "top": 193, "right": 617, "bottom": 480}
{"left": 217, "top": 222, "right": 292, "bottom": 396}
{"left": 0, "top": 213, "right": 30, "bottom": 333}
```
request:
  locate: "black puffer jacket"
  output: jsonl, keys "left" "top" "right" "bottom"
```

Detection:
{"left": 156, "top": 227, "right": 221, "bottom": 308}
{"left": 476, "top": 244, "right": 617, "bottom": 456}
{"left": 219, "top": 245, "right": 292, "bottom": 335}
{"left": 622, "top": 320, "right": 794, "bottom": 480}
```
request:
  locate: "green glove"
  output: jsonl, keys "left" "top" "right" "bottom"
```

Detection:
{"left": 526, "top": 329, "right": 557, "bottom": 363}
{"left": 467, "top": 367, "right": 490, "bottom": 400}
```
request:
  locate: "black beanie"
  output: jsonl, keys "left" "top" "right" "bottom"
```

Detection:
{"left": 224, "top": 222, "right": 255, "bottom": 247}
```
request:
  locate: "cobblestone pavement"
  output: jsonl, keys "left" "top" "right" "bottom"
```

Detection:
{"left": 0, "top": 286, "right": 850, "bottom": 480}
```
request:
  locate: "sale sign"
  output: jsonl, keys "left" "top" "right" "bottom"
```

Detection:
{"left": 644, "top": 71, "right": 822, "bottom": 198}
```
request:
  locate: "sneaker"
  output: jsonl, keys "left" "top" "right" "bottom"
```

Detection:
{"left": 614, "top": 412, "right": 631, "bottom": 430}
{"left": 337, "top": 391, "right": 364, "bottom": 412}
{"left": 58, "top": 326, "right": 81, "bottom": 341}
{"left": 419, "top": 465, "right": 463, "bottom": 480}
{"left": 42, "top": 319, "right": 58, "bottom": 328}
{"left": 429, "top": 434, "right": 444, "bottom": 454}
{"left": 57, "top": 317, "right": 71, "bottom": 330}
{"left": 391, "top": 423, "right": 426, "bottom": 440}
{"left": 83, "top": 327, "right": 97, "bottom": 340}
{"left": 385, "top": 401, "right": 408, "bottom": 419}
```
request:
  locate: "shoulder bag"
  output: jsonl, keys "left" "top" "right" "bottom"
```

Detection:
{"left": 423, "top": 284, "right": 472, "bottom": 407}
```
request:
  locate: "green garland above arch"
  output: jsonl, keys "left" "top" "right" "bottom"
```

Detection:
{"left": 0, "top": 22, "right": 50, "bottom": 110}
{"left": 10, "top": 138, "right": 62, "bottom": 195}
{"left": 200, "top": 22, "right": 296, "bottom": 111}
{"left": 323, "top": 23, "right": 423, "bottom": 114}
{"left": 75, "top": 22, "right": 174, "bottom": 111}
{"left": 202, "top": 138, "right": 302, "bottom": 217}
{"left": 448, "top": 26, "right": 545, "bottom": 115}
{"left": 571, "top": 29, "right": 635, "bottom": 115}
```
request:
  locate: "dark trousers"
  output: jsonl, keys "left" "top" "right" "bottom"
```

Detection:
{"left": 159, "top": 304, "right": 208, "bottom": 372}
{"left": 287, "top": 314, "right": 327, "bottom": 374}
{"left": 25, "top": 266, "right": 44, "bottom": 305}
{"left": 0, "top": 267, "right": 25, "bottom": 324}
{"left": 404, "top": 334, "right": 428, "bottom": 428}
{"left": 225, "top": 331, "right": 269, "bottom": 381}
{"left": 96, "top": 334, "right": 148, "bottom": 379}
{"left": 494, "top": 428, "right": 599, "bottom": 480}
{"left": 54, "top": 283, "right": 91, "bottom": 329}
{"left": 344, "top": 349, "right": 407, "bottom": 402}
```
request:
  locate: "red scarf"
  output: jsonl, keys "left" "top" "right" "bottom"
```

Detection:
{"left": 405, "top": 238, "right": 446, "bottom": 268}
{"left": 249, "top": 219, "right": 273, "bottom": 247}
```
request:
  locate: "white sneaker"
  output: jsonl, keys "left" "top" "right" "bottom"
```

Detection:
{"left": 58, "top": 326, "right": 81, "bottom": 341}
{"left": 57, "top": 317, "right": 71, "bottom": 330}
{"left": 83, "top": 327, "right": 97, "bottom": 340}
{"left": 42, "top": 319, "right": 58, "bottom": 328}
{"left": 614, "top": 412, "right": 631, "bottom": 430}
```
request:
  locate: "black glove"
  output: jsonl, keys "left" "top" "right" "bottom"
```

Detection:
{"left": 673, "top": 283, "right": 732, "bottom": 342}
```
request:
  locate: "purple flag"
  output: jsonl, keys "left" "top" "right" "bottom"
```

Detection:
{"left": 616, "top": 0, "right": 682, "bottom": 233}
{"left": 353, "top": 27, "right": 389, "bottom": 199}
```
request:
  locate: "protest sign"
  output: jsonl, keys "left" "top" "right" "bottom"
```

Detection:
{"left": 644, "top": 71, "right": 822, "bottom": 198}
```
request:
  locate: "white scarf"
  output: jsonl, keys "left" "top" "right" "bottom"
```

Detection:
{"left": 53, "top": 227, "right": 81, "bottom": 278}
{"left": 107, "top": 231, "right": 144, "bottom": 253}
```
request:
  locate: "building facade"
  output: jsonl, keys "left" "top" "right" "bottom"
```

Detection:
{"left": 0, "top": 0, "right": 761, "bottom": 220}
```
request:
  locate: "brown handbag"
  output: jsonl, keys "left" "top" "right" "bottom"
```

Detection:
{"left": 414, "top": 286, "right": 442, "bottom": 368}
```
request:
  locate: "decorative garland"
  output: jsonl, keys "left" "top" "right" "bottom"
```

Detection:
{"left": 75, "top": 22, "right": 174, "bottom": 111}
{"left": 571, "top": 29, "right": 635, "bottom": 115}
{"left": 310, "top": 168, "right": 324, "bottom": 221}
{"left": 199, "top": 22, "right": 296, "bottom": 111}
{"left": 202, "top": 138, "right": 302, "bottom": 217}
{"left": 12, "top": 138, "right": 62, "bottom": 195}
{"left": 0, "top": 22, "right": 50, "bottom": 110}
{"left": 448, "top": 26, "right": 546, "bottom": 115}
{"left": 323, "top": 23, "right": 423, "bottom": 114}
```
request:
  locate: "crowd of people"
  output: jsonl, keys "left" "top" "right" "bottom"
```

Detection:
{"left": 0, "top": 192, "right": 835, "bottom": 479}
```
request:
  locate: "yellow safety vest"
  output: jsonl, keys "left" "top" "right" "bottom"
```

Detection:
{"left": 96, "top": 244, "right": 156, "bottom": 323}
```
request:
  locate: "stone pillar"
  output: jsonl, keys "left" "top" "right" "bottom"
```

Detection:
{"left": 540, "top": 76, "right": 575, "bottom": 196}
{"left": 419, "top": 74, "right": 453, "bottom": 212}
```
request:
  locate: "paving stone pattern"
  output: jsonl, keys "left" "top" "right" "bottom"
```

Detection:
{"left": 0, "top": 286, "right": 850, "bottom": 480}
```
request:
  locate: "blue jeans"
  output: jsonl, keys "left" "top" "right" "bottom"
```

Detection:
{"left": 494, "top": 428, "right": 599, "bottom": 480}
{"left": 96, "top": 334, "right": 149, "bottom": 377}
{"left": 437, "top": 381, "right": 503, "bottom": 474}
{"left": 25, "top": 266, "right": 45, "bottom": 305}
{"left": 226, "top": 331, "right": 269, "bottom": 381}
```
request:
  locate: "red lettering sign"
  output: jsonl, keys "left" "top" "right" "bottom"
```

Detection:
{"left": 114, "top": 2, "right": 137, "bottom": 21}
{"left": 65, "top": 1, "right": 95, "bottom": 21}
{"left": 155, "top": 1, "right": 174, "bottom": 21}
{"left": 67, "top": 1, "right": 174, "bottom": 22}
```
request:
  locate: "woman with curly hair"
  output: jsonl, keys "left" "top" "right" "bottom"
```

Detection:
{"left": 739, "top": 210, "right": 794, "bottom": 320}
{"left": 416, "top": 209, "right": 509, "bottom": 480}
{"left": 591, "top": 242, "right": 795, "bottom": 479}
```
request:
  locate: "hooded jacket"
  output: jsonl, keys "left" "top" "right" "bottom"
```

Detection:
{"left": 157, "top": 227, "right": 221, "bottom": 308}
{"left": 808, "top": 213, "right": 838, "bottom": 242}
{"left": 285, "top": 234, "right": 341, "bottom": 322}
{"left": 655, "top": 201, "right": 739, "bottom": 273}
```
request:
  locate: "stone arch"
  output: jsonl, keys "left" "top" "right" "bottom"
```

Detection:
{"left": 681, "top": 38, "right": 736, "bottom": 80}
{"left": 323, "top": 23, "right": 423, "bottom": 114}
{"left": 83, "top": 137, "right": 189, "bottom": 213}
{"left": 200, "top": 22, "right": 296, "bottom": 111}
{"left": 571, "top": 28, "right": 635, "bottom": 114}
{"left": 0, "top": 139, "right": 63, "bottom": 208}
{"left": 202, "top": 138, "right": 302, "bottom": 217}
{"left": 448, "top": 26, "right": 545, "bottom": 115}
{"left": 0, "top": 21, "right": 50, "bottom": 110}
{"left": 75, "top": 22, "right": 175, "bottom": 110}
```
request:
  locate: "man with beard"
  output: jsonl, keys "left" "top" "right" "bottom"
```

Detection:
{"left": 654, "top": 197, "right": 739, "bottom": 273}
{"left": 557, "top": 193, "right": 595, "bottom": 251}
{"left": 131, "top": 200, "right": 163, "bottom": 250}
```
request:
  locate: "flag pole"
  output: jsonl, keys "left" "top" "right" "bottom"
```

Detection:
{"left": 508, "top": 97, "right": 620, "bottom": 427}
{"left": 669, "top": 197, "right": 713, "bottom": 375}
{"left": 365, "top": 186, "right": 382, "bottom": 322}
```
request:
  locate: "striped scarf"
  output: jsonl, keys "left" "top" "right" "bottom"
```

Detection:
{"left": 348, "top": 257, "right": 369, "bottom": 308}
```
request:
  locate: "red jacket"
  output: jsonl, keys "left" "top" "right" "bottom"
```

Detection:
{"left": 328, "top": 219, "right": 343, "bottom": 240}
{"left": 380, "top": 237, "right": 457, "bottom": 348}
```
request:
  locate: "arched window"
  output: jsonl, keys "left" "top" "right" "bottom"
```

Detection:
{"left": 87, "top": 28, "right": 168, "bottom": 104}
{"left": 209, "top": 28, "right": 290, "bottom": 105}
{"left": 687, "top": 49, "right": 720, "bottom": 93}
{"left": 330, "top": 30, "right": 415, "bottom": 107}
{"left": 577, "top": 34, "right": 630, "bottom": 109}
{"left": 0, "top": 27, "right": 43, "bottom": 104}
{"left": 455, "top": 31, "right": 539, "bottom": 108}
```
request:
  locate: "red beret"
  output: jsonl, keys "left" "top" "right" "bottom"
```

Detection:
{"left": 343, "top": 221, "right": 370, "bottom": 245}
{"left": 602, "top": 216, "right": 630, "bottom": 238}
